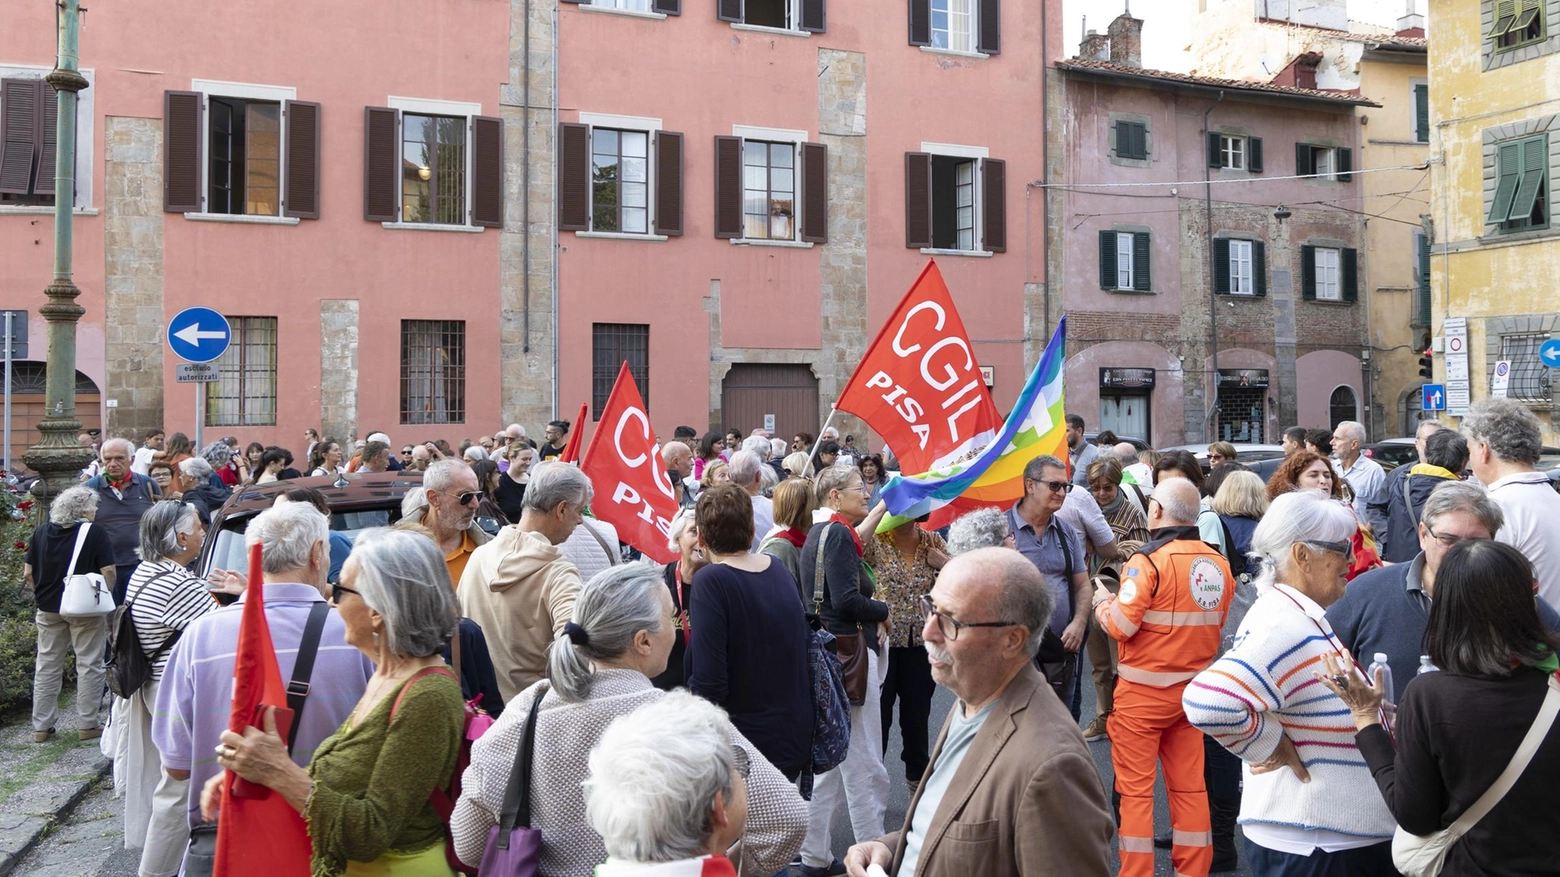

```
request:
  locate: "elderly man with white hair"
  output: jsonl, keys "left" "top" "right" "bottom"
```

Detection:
{"left": 725, "top": 450, "right": 773, "bottom": 552}
{"left": 84, "top": 436, "right": 161, "bottom": 602}
{"left": 1462, "top": 397, "right": 1560, "bottom": 612}
{"left": 1331, "top": 420, "right": 1387, "bottom": 533}
{"left": 406, "top": 459, "right": 490, "bottom": 586}
{"left": 662, "top": 441, "right": 696, "bottom": 510}
{"left": 139, "top": 502, "right": 372, "bottom": 877}
{"left": 177, "top": 456, "right": 230, "bottom": 524}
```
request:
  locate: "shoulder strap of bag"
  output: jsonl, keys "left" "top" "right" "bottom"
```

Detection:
{"left": 284, "top": 601, "right": 330, "bottom": 756}
{"left": 65, "top": 522, "right": 91, "bottom": 581}
{"left": 1404, "top": 475, "right": 1419, "bottom": 527}
{"left": 389, "top": 665, "right": 459, "bottom": 723}
{"left": 811, "top": 525, "right": 831, "bottom": 614}
{"left": 496, "top": 682, "right": 548, "bottom": 843}
{"left": 1444, "top": 673, "right": 1560, "bottom": 838}
{"left": 583, "top": 520, "right": 619, "bottom": 567}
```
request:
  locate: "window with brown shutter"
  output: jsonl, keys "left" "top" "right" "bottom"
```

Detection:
{"left": 713, "top": 135, "right": 744, "bottom": 239}
{"left": 363, "top": 106, "right": 399, "bottom": 222}
{"left": 283, "top": 100, "right": 321, "bottom": 219}
{"left": 163, "top": 90, "right": 203, "bottom": 213}
{"left": 908, "top": 0, "right": 932, "bottom": 46}
{"left": 654, "top": 0, "right": 681, "bottom": 13}
{"left": 0, "top": 78, "right": 64, "bottom": 202}
{"left": 905, "top": 152, "right": 932, "bottom": 248}
{"left": 717, "top": 0, "right": 743, "bottom": 22}
{"left": 34, "top": 82, "right": 57, "bottom": 197}
{"left": 655, "top": 130, "right": 684, "bottom": 236}
{"left": 800, "top": 0, "right": 826, "bottom": 32}
{"left": 977, "top": 0, "right": 1000, "bottom": 54}
{"left": 559, "top": 121, "right": 590, "bottom": 231}
{"left": 471, "top": 115, "right": 503, "bottom": 228}
{"left": 716, "top": 0, "right": 825, "bottom": 32}
{"left": 981, "top": 157, "right": 1005, "bottom": 252}
{"left": 800, "top": 141, "right": 828, "bottom": 243}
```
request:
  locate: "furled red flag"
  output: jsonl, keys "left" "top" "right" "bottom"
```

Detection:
{"left": 836, "top": 259, "right": 1003, "bottom": 478}
{"left": 556, "top": 402, "right": 589, "bottom": 464}
{"left": 580, "top": 363, "right": 678, "bottom": 564}
{"left": 214, "top": 542, "right": 312, "bottom": 876}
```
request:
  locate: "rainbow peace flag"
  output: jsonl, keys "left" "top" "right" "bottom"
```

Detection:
{"left": 877, "top": 315, "right": 1068, "bottom": 529}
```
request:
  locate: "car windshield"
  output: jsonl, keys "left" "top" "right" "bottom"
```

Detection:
{"left": 202, "top": 509, "right": 396, "bottom": 575}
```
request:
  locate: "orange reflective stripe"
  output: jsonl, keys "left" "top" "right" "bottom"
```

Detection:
{"left": 1140, "top": 609, "right": 1224, "bottom": 626}
{"left": 1117, "top": 663, "right": 1199, "bottom": 686}
{"left": 1108, "top": 603, "right": 1140, "bottom": 637}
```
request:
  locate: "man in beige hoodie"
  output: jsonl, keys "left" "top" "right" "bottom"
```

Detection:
{"left": 459, "top": 462, "right": 589, "bottom": 701}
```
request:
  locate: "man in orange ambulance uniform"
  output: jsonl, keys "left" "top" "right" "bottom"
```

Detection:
{"left": 1093, "top": 477, "right": 1231, "bottom": 877}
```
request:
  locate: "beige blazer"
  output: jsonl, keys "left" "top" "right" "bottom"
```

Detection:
{"left": 881, "top": 664, "right": 1115, "bottom": 877}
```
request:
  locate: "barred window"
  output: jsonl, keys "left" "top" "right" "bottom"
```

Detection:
{"left": 205, "top": 316, "right": 277, "bottom": 426}
{"left": 401, "top": 320, "right": 465, "bottom": 424}
{"left": 1501, "top": 333, "right": 1553, "bottom": 404}
{"left": 592, "top": 323, "right": 649, "bottom": 420}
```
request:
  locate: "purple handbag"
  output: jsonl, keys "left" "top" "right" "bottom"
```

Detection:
{"left": 478, "top": 683, "right": 547, "bottom": 875}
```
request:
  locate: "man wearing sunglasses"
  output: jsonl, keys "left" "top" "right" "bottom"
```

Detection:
{"left": 419, "top": 459, "right": 491, "bottom": 587}
{"left": 1091, "top": 477, "right": 1233, "bottom": 877}
{"left": 1006, "top": 455, "right": 1092, "bottom": 710}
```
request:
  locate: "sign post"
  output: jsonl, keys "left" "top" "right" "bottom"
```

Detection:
{"left": 1422, "top": 383, "right": 1446, "bottom": 412}
{"left": 1443, "top": 317, "right": 1470, "bottom": 417}
{"left": 166, "top": 307, "right": 231, "bottom": 450}
{"left": 1491, "top": 360, "right": 1512, "bottom": 397}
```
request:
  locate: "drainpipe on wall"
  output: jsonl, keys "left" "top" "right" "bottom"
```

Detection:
{"left": 1039, "top": 0, "right": 1051, "bottom": 343}
{"left": 1204, "top": 90, "right": 1225, "bottom": 442}
{"left": 552, "top": 0, "right": 561, "bottom": 419}
{"left": 522, "top": 0, "right": 532, "bottom": 357}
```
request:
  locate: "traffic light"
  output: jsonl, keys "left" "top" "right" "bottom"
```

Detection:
{"left": 1418, "top": 334, "right": 1434, "bottom": 379}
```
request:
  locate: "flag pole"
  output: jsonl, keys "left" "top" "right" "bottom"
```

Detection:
{"left": 805, "top": 406, "right": 840, "bottom": 476}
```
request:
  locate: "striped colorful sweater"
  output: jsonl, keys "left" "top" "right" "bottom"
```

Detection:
{"left": 1183, "top": 582, "right": 1396, "bottom": 839}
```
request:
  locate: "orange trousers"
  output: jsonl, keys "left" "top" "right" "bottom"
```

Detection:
{"left": 1108, "top": 679, "right": 1211, "bottom": 877}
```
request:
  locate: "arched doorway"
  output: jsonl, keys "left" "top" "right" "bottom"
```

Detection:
{"left": 5, "top": 363, "right": 102, "bottom": 467}
{"left": 720, "top": 364, "right": 819, "bottom": 440}
{"left": 1329, "top": 385, "right": 1359, "bottom": 429}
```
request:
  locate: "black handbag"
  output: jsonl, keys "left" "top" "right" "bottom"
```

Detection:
{"left": 105, "top": 570, "right": 178, "bottom": 699}
{"left": 813, "top": 526, "right": 869, "bottom": 706}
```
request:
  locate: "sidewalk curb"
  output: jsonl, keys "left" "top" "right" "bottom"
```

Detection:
{"left": 0, "top": 754, "right": 111, "bottom": 877}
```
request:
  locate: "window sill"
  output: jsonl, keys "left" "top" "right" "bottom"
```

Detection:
{"left": 185, "top": 212, "right": 301, "bottom": 226}
{"left": 575, "top": 230, "right": 671, "bottom": 242}
{"left": 1216, "top": 292, "right": 1262, "bottom": 298}
{"left": 920, "top": 247, "right": 993, "bottom": 258}
{"left": 1479, "top": 225, "right": 1554, "bottom": 246}
{"left": 0, "top": 205, "right": 97, "bottom": 216}
{"left": 580, "top": 4, "right": 667, "bottom": 21}
{"left": 381, "top": 221, "right": 486, "bottom": 233}
{"left": 920, "top": 45, "right": 990, "bottom": 60}
{"left": 1106, "top": 287, "right": 1156, "bottom": 295}
{"left": 1305, "top": 298, "right": 1356, "bottom": 306}
{"left": 730, "top": 22, "right": 810, "bottom": 38}
{"left": 731, "top": 238, "right": 814, "bottom": 249}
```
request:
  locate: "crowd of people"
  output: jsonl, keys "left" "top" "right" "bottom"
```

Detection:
{"left": 17, "top": 398, "right": 1560, "bottom": 876}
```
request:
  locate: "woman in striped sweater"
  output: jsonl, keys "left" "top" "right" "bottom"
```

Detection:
{"left": 1183, "top": 490, "right": 1398, "bottom": 876}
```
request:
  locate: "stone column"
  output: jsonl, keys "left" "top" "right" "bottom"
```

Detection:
{"left": 102, "top": 117, "right": 165, "bottom": 439}
{"left": 319, "top": 300, "right": 360, "bottom": 442}
{"left": 816, "top": 48, "right": 870, "bottom": 437}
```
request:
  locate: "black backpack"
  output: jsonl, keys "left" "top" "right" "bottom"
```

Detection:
{"left": 106, "top": 570, "right": 180, "bottom": 699}
{"left": 1217, "top": 516, "right": 1250, "bottom": 580}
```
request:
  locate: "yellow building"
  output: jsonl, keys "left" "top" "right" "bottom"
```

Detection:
{"left": 1429, "top": 0, "right": 1560, "bottom": 442}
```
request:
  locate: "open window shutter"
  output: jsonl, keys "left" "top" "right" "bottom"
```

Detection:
{"left": 558, "top": 121, "right": 591, "bottom": 232}
{"left": 1488, "top": 142, "right": 1521, "bottom": 223}
{"left": 1336, "top": 147, "right": 1353, "bottom": 182}
{"left": 905, "top": 152, "right": 932, "bottom": 249}
{"left": 1301, "top": 245, "right": 1317, "bottom": 300}
{"left": 654, "top": 130, "right": 684, "bottom": 236}
{"left": 981, "top": 157, "right": 1005, "bottom": 253}
{"left": 1247, "top": 136, "right": 1263, "bottom": 172}
{"left": 1508, "top": 137, "right": 1547, "bottom": 222}
{"left": 977, "top": 0, "right": 1001, "bottom": 54}
{"left": 1296, "top": 143, "right": 1314, "bottom": 176}
{"left": 1491, "top": 0, "right": 1518, "bottom": 37}
{"left": 163, "top": 90, "right": 202, "bottom": 213}
{"left": 1341, "top": 248, "right": 1358, "bottom": 302}
{"left": 717, "top": 0, "right": 743, "bottom": 23}
{"left": 1416, "top": 234, "right": 1431, "bottom": 322}
{"left": 713, "top": 135, "right": 744, "bottom": 239}
{"left": 471, "top": 115, "right": 503, "bottom": 228}
{"left": 1098, "top": 231, "right": 1117, "bottom": 289}
{"left": 908, "top": 0, "right": 932, "bottom": 46}
{"left": 35, "top": 81, "right": 58, "bottom": 196}
{"left": 1213, "top": 238, "right": 1231, "bottom": 295}
{"left": 1253, "top": 240, "right": 1268, "bottom": 297}
{"left": 363, "top": 106, "right": 399, "bottom": 222}
{"left": 800, "top": 141, "right": 828, "bottom": 243}
{"left": 1136, "top": 123, "right": 1149, "bottom": 158}
{"left": 800, "top": 0, "right": 826, "bottom": 33}
{"left": 653, "top": 0, "right": 680, "bottom": 13}
{"left": 1414, "top": 84, "right": 1429, "bottom": 143}
{"left": 1132, "top": 232, "right": 1151, "bottom": 291}
{"left": 282, "top": 100, "right": 321, "bottom": 220}
{"left": 1207, "top": 131, "right": 1221, "bottom": 168}
{"left": 0, "top": 79, "right": 40, "bottom": 195}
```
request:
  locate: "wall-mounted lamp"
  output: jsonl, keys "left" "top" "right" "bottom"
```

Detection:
{"left": 1273, "top": 204, "right": 1292, "bottom": 222}
{"left": 418, "top": 165, "right": 432, "bottom": 181}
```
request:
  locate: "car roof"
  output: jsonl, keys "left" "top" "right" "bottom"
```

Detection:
{"left": 211, "top": 471, "right": 425, "bottom": 525}
{"left": 1164, "top": 443, "right": 1286, "bottom": 456}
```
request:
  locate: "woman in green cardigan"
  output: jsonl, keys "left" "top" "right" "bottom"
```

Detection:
{"left": 205, "top": 527, "right": 465, "bottom": 876}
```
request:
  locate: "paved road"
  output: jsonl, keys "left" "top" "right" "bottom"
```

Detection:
{"left": 24, "top": 646, "right": 1252, "bottom": 876}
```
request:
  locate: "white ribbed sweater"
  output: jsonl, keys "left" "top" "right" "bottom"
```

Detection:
{"left": 1183, "top": 583, "right": 1396, "bottom": 839}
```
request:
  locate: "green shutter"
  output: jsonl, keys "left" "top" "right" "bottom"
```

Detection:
{"left": 1253, "top": 240, "right": 1268, "bottom": 296}
{"left": 1301, "top": 245, "right": 1317, "bottom": 300}
{"left": 1488, "top": 141, "right": 1522, "bottom": 223}
{"left": 1133, "top": 232, "right": 1151, "bottom": 291}
{"left": 1099, "top": 230, "right": 1117, "bottom": 289}
{"left": 1341, "top": 248, "right": 1358, "bottom": 303}
{"left": 1213, "top": 238, "right": 1231, "bottom": 294}
{"left": 1414, "top": 84, "right": 1430, "bottom": 143}
{"left": 1507, "top": 136, "right": 1548, "bottom": 223}
{"left": 1337, "top": 147, "right": 1353, "bottom": 182}
{"left": 1296, "top": 142, "right": 1314, "bottom": 176}
{"left": 1135, "top": 123, "right": 1149, "bottom": 159}
{"left": 1208, "top": 131, "right": 1222, "bottom": 168}
{"left": 1514, "top": 0, "right": 1542, "bottom": 34}
{"left": 1248, "top": 137, "right": 1263, "bottom": 173}
{"left": 1491, "top": 0, "right": 1518, "bottom": 37}
{"left": 1416, "top": 232, "right": 1431, "bottom": 324}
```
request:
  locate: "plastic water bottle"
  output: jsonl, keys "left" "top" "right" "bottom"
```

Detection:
{"left": 1367, "top": 652, "right": 1396, "bottom": 728}
{"left": 1418, "top": 655, "right": 1439, "bottom": 675}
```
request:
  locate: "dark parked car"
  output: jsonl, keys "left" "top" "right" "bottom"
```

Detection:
{"left": 1086, "top": 433, "right": 1151, "bottom": 453}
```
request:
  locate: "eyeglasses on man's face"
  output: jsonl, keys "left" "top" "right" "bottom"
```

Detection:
{"left": 1423, "top": 522, "right": 1487, "bottom": 549}
{"left": 1028, "top": 478, "right": 1073, "bottom": 495}
{"left": 437, "top": 489, "right": 481, "bottom": 506}
{"left": 920, "top": 594, "right": 1021, "bottom": 641}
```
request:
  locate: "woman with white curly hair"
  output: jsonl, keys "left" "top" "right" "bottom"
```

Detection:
{"left": 945, "top": 507, "right": 1015, "bottom": 555}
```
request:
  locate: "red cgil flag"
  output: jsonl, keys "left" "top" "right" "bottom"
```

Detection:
{"left": 580, "top": 363, "right": 678, "bottom": 564}
{"left": 214, "top": 542, "right": 312, "bottom": 876}
{"left": 836, "top": 260, "right": 1003, "bottom": 478}
{"left": 556, "top": 402, "right": 589, "bottom": 464}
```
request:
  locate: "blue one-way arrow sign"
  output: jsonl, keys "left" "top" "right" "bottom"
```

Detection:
{"left": 1540, "top": 338, "right": 1560, "bottom": 368}
{"left": 1423, "top": 383, "right": 1446, "bottom": 411}
{"left": 166, "top": 307, "right": 231, "bottom": 364}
